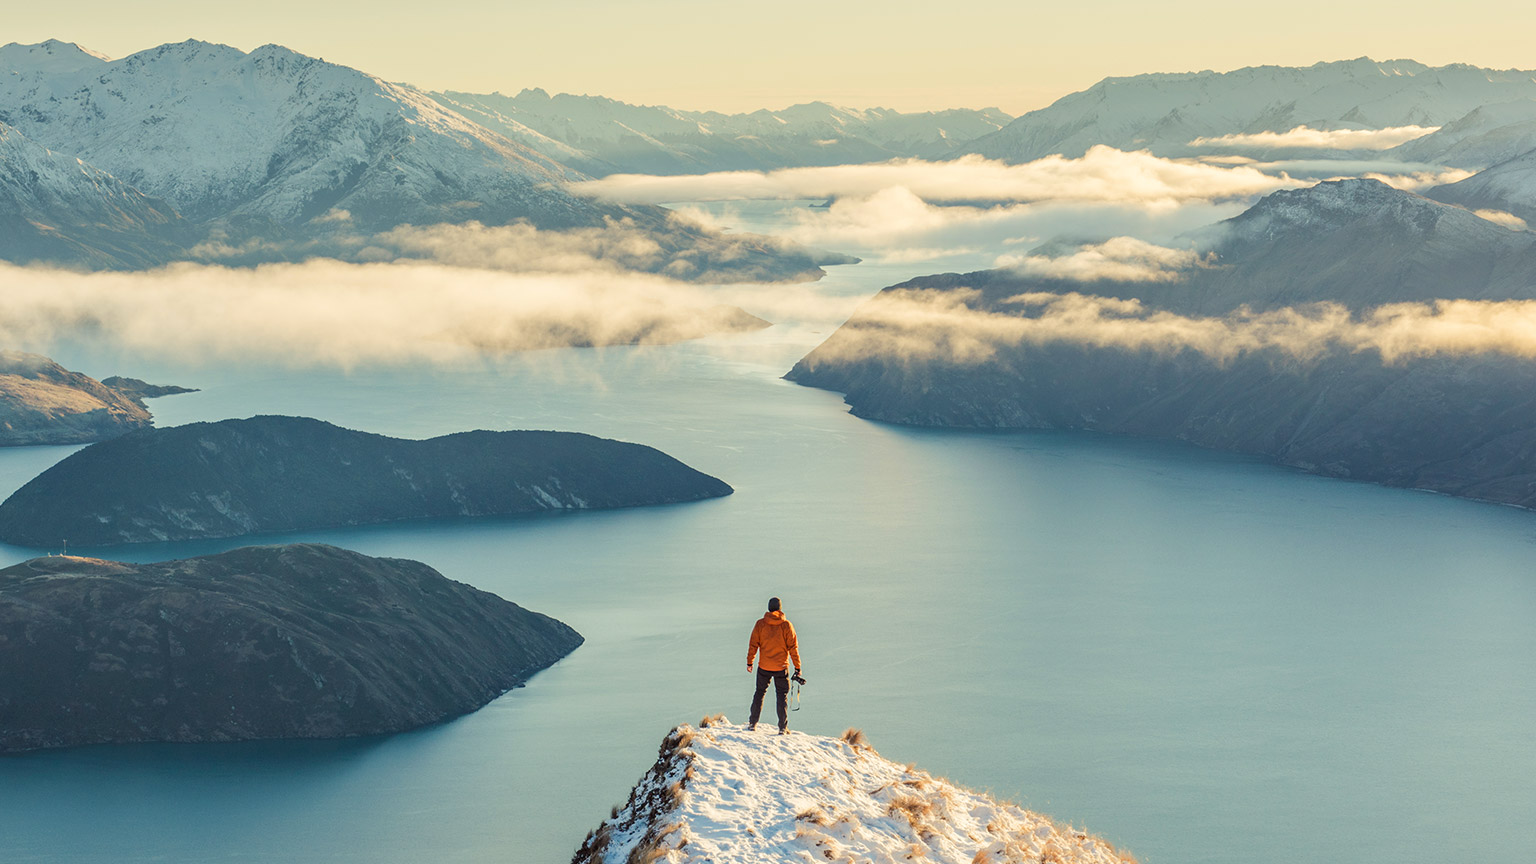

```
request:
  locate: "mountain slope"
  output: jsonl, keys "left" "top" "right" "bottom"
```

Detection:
{"left": 788, "top": 180, "right": 1536, "bottom": 507}
{"left": 0, "top": 39, "right": 594, "bottom": 231}
{"left": 434, "top": 89, "right": 1013, "bottom": 176}
{"left": 1426, "top": 148, "right": 1536, "bottom": 227}
{"left": 0, "top": 543, "right": 582, "bottom": 752}
{"left": 966, "top": 58, "right": 1536, "bottom": 162}
{"left": 0, "top": 121, "right": 186, "bottom": 267}
{"left": 572, "top": 720, "right": 1133, "bottom": 864}
{"left": 1389, "top": 99, "right": 1536, "bottom": 170}
{"left": 0, "top": 351, "right": 156, "bottom": 446}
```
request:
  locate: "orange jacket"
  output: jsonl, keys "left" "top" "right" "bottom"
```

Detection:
{"left": 747, "top": 610, "right": 801, "bottom": 672}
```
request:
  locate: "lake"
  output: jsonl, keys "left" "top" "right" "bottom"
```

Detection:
{"left": 0, "top": 232, "right": 1532, "bottom": 864}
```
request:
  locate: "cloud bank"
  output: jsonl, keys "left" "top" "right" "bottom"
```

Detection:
{"left": 1189, "top": 125, "right": 1439, "bottom": 150}
{"left": 0, "top": 261, "right": 784, "bottom": 369}
{"left": 576, "top": 148, "right": 1302, "bottom": 206}
{"left": 811, "top": 289, "right": 1536, "bottom": 367}
{"left": 995, "top": 237, "right": 1212, "bottom": 283}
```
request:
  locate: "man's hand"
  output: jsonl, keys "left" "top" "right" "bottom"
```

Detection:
{"left": 748, "top": 663, "right": 754, "bottom": 673}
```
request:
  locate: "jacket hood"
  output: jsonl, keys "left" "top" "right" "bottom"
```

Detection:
{"left": 759, "top": 610, "right": 786, "bottom": 626}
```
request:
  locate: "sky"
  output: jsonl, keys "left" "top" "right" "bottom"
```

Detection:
{"left": 6, "top": 0, "right": 1536, "bottom": 114}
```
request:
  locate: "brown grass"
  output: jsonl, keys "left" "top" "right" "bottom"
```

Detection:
{"left": 797, "top": 806, "right": 831, "bottom": 825}
{"left": 840, "top": 727, "right": 870, "bottom": 749}
{"left": 625, "top": 822, "right": 680, "bottom": 864}
{"left": 669, "top": 728, "right": 696, "bottom": 752}
{"left": 698, "top": 713, "right": 726, "bottom": 728}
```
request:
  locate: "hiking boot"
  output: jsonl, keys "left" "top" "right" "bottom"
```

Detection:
{"left": 778, "top": 725, "right": 788, "bottom": 735}
{"left": 747, "top": 722, "right": 756, "bottom": 731}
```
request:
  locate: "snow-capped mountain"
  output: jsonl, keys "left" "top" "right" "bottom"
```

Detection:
{"left": 966, "top": 58, "right": 1536, "bottom": 162}
{"left": 0, "top": 39, "right": 842, "bottom": 278}
{"left": 0, "top": 121, "right": 185, "bottom": 267}
{"left": 1389, "top": 99, "right": 1536, "bottom": 169}
{"left": 573, "top": 720, "right": 1133, "bottom": 864}
{"left": 433, "top": 89, "right": 1013, "bottom": 176}
{"left": 1427, "top": 148, "right": 1536, "bottom": 226}
{"left": 0, "top": 39, "right": 599, "bottom": 232}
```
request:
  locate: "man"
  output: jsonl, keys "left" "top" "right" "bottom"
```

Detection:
{"left": 746, "top": 596, "right": 802, "bottom": 734}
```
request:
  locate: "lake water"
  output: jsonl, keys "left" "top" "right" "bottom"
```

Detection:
{"left": 1, "top": 230, "right": 1533, "bottom": 864}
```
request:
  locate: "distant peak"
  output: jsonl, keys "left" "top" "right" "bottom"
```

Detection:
{"left": 0, "top": 38, "right": 111, "bottom": 65}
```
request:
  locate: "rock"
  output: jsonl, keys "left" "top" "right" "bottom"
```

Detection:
{"left": 0, "top": 415, "right": 733, "bottom": 547}
{"left": 571, "top": 720, "right": 1133, "bottom": 864}
{"left": 0, "top": 543, "right": 582, "bottom": 753}
{"left": 0, "top": 351, "right": 153, "bottom": 446}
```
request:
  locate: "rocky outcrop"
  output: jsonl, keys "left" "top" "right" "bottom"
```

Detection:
{"left": 0, "top": 415, "right": 733, "bottom": 546}
{"left": 571, "top": 720, "right": 1134, "bottom": 864}
{"left": 788, "top": 180, "right": 1536, "bottom": 509}
{"left": 100, "top": 376, "right": 199, "bottom": 401}
{"left": 0, "top": 351, "right": 155, "bottom": 445}
{"left": 0, "top": 543, "right": 582, "bottom": 752}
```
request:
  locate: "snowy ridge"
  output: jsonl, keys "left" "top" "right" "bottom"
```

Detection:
{"left": 1390, "top": 99, "right": 1536, "bottom": 169}
{"left": 434, "top": 90, "right": 1013, "bottom": 176}
{"left": 967, "top": 58, "right": 1536, "bottom": 163}
{"left": 0, "top": 39, "right": 595, "bottom": 230}
{"left": 0, "top": 121, "right": 183, "bottom": 266}
{"left": 572, "top": 720, "right": 1134, "bottom": 864}
{"left": 1428, "top": 148, "right": 1536, "bottom": 226}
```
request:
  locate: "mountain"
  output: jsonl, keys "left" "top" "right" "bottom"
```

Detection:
{"left": 788, "top": 180, "right": 1536, "bottom": 508}
{"left": 0, "top": 543, "right": 582, "bottom": 753}
{"left": 0, "top": 39, "right": 592, "bottom": 231}
{"left": 0, "top": 415, "right": 733, "bottom": 546}
{"left": 1389, "top": 99, "right": 1536, "bottom": 170}
{"left": 0, "top": 351, "right": 166, "bottom": 446}
{"left": 0, "top": 121, "right": 186, "bottom": 267}
{"left": 965, "top": 58, "right": 1536, "bottom": 163}
{"left": 0, "top": 39, "right": 832, "bottom": 279}
{"left": 434, "top": 89, "right": 1013, "bottom": 176}
{"left": 571, "top": 720, "right": 1134, "bottom": 864}
{"left": 1426, "top": 148, "right": 1536, "bottom": 227}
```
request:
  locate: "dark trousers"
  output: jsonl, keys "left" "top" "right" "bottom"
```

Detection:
{"left": 749, "top": 667, "right": 789, "bottom": 728}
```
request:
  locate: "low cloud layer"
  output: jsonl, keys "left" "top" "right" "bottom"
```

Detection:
{"left": 810, "top": 289, "right": 1536, "bottom": 367}
{"left": 684, "top": 191, "right": 1250, "bottom": 265}
{"left": 0, "top": 260, "right": 794, "bottom": 369}
{"left": 576, "top": 148, "right": 1302, "bottom": 206}
{"left": 1189, "top": 125, "right": 1439, "bottom": 151}
{"left": 995, "top": 238, "right": 1211, "bottom": 283}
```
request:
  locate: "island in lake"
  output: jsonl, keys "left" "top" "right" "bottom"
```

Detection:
{"left": 0, "top": 351, "right": 194, "bottom": 446}
{"left": 0, "top": 543, "right": 582, "bottom": 753}
{"left": 0, "top": 415, "right": 733, "bottom": 546}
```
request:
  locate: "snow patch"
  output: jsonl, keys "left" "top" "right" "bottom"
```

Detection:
{"left": 573, "top": 720, "right": 1135, "bottom": 864}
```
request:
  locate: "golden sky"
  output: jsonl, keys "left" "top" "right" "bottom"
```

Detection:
{"left": 7, "top": 0, "right": 1535, "bottom": 114}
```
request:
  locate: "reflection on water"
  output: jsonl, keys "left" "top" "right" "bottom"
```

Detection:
{"left": 0, "top": 258, "right": 1533, "bottom": 864}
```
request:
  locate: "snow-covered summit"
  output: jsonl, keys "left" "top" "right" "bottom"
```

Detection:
{"left": 572, "top": 719, "right": 1134, "bottom": 864}
{"left": 0, "top": 38, "right": 593, "bottom": 230}
{"left": 0, "top": 39, "right": 109, "bottom": 75}
{"left": 967, "top": 58, "right": 1536, "bottom": 163}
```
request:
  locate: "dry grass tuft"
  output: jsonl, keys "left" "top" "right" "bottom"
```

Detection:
{"left": 887, "top": 794, "right": 934, "bottom": 821}
{"left": 698, "top": 713, "right": 727, "bottom": 728}
{"left": 840, "top": 727, "right": 870, "bottom": 749}
{"left": 669, "top": 728, "right": 696, "bottom": 752}
{"left": 797, "top": 806, "right": 832, "bottom": 825}
{"left": 625, "top": 822, "right": 680, "bottom": 864}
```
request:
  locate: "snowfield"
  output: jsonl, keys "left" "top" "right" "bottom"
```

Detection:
{"left": 573, "top": 720, "right": 1135, "bottom": 864}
